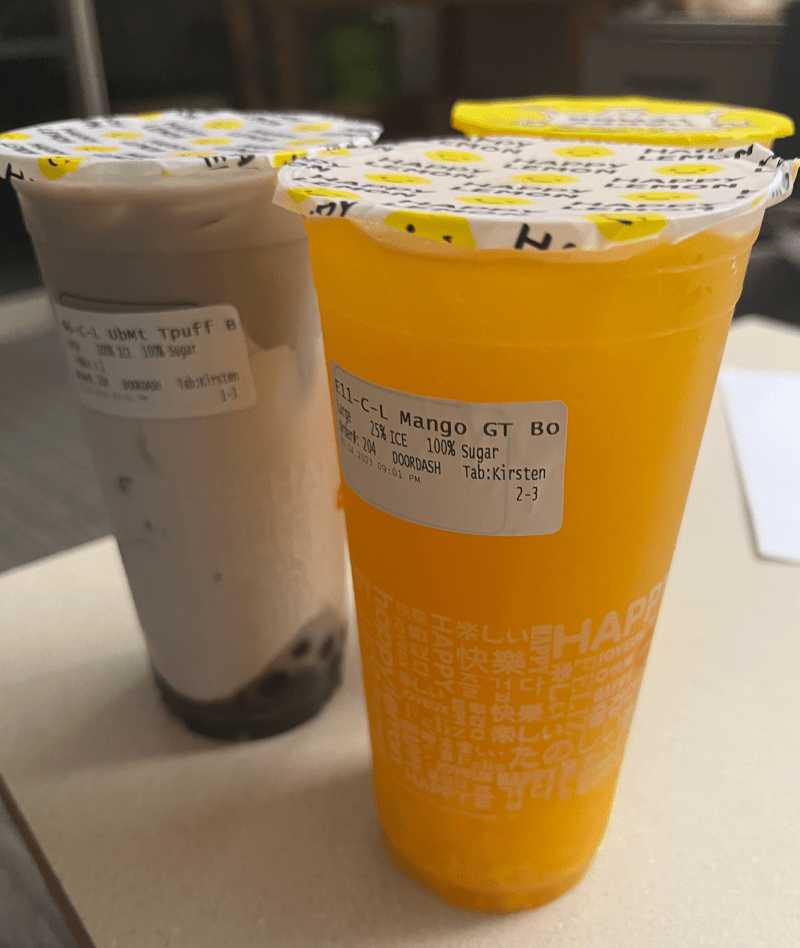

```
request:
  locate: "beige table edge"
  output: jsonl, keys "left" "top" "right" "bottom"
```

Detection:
{"left": 1, "top": 316, "right": 799, "bottom": 947}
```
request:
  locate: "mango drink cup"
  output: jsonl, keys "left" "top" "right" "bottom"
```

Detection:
{"left": 450, "top": 95, "right": 794, "bottom": 150}
{"left": 275, "top": 139, "right": 798, "bottom": 911}
{"left": 0, "top": 111, "right": 381, "bottom": 740}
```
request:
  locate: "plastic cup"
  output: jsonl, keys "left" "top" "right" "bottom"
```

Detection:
{"left": 1, "top": 111, "right": 381, "bottom": 740}
{"left": 308, "top": 220, "right": 752, "bottom": 911}
{"left": 450, "top": 95, "right": 794, "bottom": 150}
{"left": 275, "top": 138, "right": 797, "bottom": 909}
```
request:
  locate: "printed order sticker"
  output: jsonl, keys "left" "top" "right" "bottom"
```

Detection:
{"left": 53, "top": 301, "right": 257, "bottom": 419}
{"left": 450, "top": 96, "right": 795, "bottom": 146}
{"left": 331, "top": 363, "right": 567, "bottom": 536}
{"left": 0, "top": 110, "right": 381, "bottom": 182}
{"left": 274, "top": 136, "right": 799, "bottom": 253}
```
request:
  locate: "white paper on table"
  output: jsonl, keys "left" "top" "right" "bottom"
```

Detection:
{"left": 719, "top": 367, "right": 800, "bottom": 566}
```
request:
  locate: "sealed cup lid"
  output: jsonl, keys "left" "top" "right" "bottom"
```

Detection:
{"left": 0, "top": 110, "right": 382, "bottom": 183}
{"left": 274, "top": 137, "right": 798, "bottom": 253}
{"left": 451, "top": 96, "right": 795, "bottom": 148}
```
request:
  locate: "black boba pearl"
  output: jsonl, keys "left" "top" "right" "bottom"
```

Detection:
{"left": 291, "top": 639, "right": 311, "bottom": 659}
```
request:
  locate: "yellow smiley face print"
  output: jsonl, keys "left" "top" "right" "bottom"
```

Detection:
{"left": 715, "top": 110, "right": 755, "bottom": 129}
{"left": 624, "top": 191, "right": 696, "bottom": 202}
{"left": 286, "top": 187, "right": 360, "bottom": 203}
{"left": 554, "top": 145, "right": 614, "bottom": 158}
{"left": 586, "top": 212, "right": 667, "bottom": 242}
{"left": 72, "top": 145, "right": 120, "bottom": 153}
{"left": 292, "top": 123, "right": 333, "bottom": 133}
{"left": 102, "top": 131, "right": 144, "bottom": 140}
{"left": 425, "top": 150, "right": 484, "bottom": 163}
{"left": 364, "top": 173, "right": 431, "bottom": 185}
{"left": 656, "top": 164, "right": 724, "bottom": 176}
{"left": 511, "top": 173, "right": 579, "bottom": 185}
{"left": 456, "top": 195, "right": 532, "bottom": 205}
{"left": 37, "top": 156, "right": 86, "bottom": 179}
{"left": 204, "top": 119, "right": 243, "bottom": 130}
{"left": 383, "top": 210, "right": 476, "bottom": 247}
{"left": 272, "top": 150, "right": 308, "bottom": 167}
{"left": 0, "top": 132, "right": 31, "bottom": 140}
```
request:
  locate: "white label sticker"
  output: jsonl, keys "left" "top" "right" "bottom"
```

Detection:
{"left": 331, "top": 363, "right": 567, "bottom": 536}
{"left": 52, "top": 301, "right": 257, "bottom": 419}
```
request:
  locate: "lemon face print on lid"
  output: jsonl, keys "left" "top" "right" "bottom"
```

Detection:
{"left": 715, "top": 110, "right": 755, "bottom": 129}
{"left": 383, "top": 210, "right": 476, "bottom": 247}
{"left": 457, "top": 195, "right": 532, "bottom": 206}
{"left": 273, "top": 135, "right": 798, "bottom": 255}
{"left": 426, "top": 150, "right": 483, "bottom": 163}
{"left": 587, "top": 213, "right": 667, "bottom": 242}
{"left": 272, "top": 150, "right": 308, "bottom": 167}
{"left": 624, "top": 192, "right": 696, "bottom": 202}
{"left": 37, "top": 156, "right": 85, "bottom": 179}
{"left": 554, "top": 145, "right": 614, "bottom": 158}
{"left": 0, "top": 110, "right": 383, "bottom": 182}
{"left": 656, "top": 164, "right": 724, "bottom": 176}
{"left": 204, "top": 119, "right": 244, "bottom": 130}
{"left": 365, "top": 173, "right": 431, "bottom": 185}
{"left": 287, "top": 187, "right": 360, "bottom": 204}
{"left": 102, "top": 131, "right": 144, "bottom": 140}
{"left": 512, "top": 173, "right": 579, "bottom": 185}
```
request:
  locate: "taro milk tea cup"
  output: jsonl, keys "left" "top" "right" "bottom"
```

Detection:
{"left": 274, "top": 137, "right": 797, "bottom": 909}
{"left": 0, "top": 110, "right": 381, "bottom": 739}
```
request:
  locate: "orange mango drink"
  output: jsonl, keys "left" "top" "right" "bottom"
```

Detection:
{"left": 451, "top": 95, "right": 794, "bottom": 150}
{"left": 275, "top": 138, "right": 797, "bottom": 911}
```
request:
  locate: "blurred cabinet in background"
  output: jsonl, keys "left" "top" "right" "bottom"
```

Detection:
{"left": 0, "top": 1, "right": 73, "bottom": 130}
{"left": 584, "top": 10, "right": 782, "bottom": 107}
{"left": 262, "top": 0, "right": 640, "bottom": 135}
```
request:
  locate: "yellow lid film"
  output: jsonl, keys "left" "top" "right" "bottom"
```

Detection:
{"left": 451, "top": 96, "right": 794, "bottom": 149}
{"left": 0, "top": 110, "right": 382, "bottom": 183}
{"left": 275, "top": 136, "right": 798, "bottom": 256}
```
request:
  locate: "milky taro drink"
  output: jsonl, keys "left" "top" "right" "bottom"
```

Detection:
{"left": 276, "top": 139, "right": 797, "bottom": 908}
{"left": 0, "top": 111, "right": 381, "bottom": 738}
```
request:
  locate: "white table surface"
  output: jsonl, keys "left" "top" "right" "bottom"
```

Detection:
{"left": 2, "top": 317, "right": 799, "bottom": 948}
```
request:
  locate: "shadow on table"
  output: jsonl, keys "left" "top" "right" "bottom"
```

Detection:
{"left": 5, "top": 646, "right": 536, "bottom": 945}
{"left": 81, "top": 768, "right": 521, "bottom": 948}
